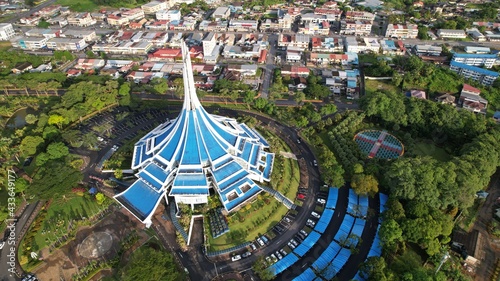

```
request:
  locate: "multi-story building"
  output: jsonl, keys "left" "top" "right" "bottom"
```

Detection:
{"left": 340, "top": 20, "right": 372, "bottom": 36}
{"left": 25, "top": 28, "right": 61, "bottom": 39}
{"left": 311, "top": 37, "right": 343, "bottom": 52}
{"left": 46, "top": 37, "right": 87, "bottom": 51}
{"left": 465, "top": 46, "right": 491, "bottom": 54}
{"left": 345, "top": 11, "right": 375, "bottom": 22}
{"left": 228, "top": 20, "right": 258, "bottom": 32}
{"left": 122, "top": 8, "right": 145, "bottom": 22}
{"left": 344, "top": 37, "right": 380, "bottom": 53}
{"left": 458, "top": 84, "right": 488, "bottom": 114}
{"left": 261, "top": 19, "right": 280, "bottom": 31}
{"left": 62, "top": 29, "right": 97, "bottom": 42}
{"left": 12, "top": 37, "right": 48, "bottom": 50}
{"left": 0, "top": 23, "right": 15, "bottom": 41}
{"left": 450, "top": 61, "right": 499, "bottom": 86}
{"left": 313, "top": 8, "right": 342, "bottom": 21}
{"left": 286, "top": 47, "right": 302, "bottom": 62}
{"left": 299, "top": 21, "right": 330, "bottom": 35}
{"left": 74, "top": 59, "right": 106, "bottom": 70}
{"left": 309, "top": 52, "right": 358, "bottom": 65}
{"left": 384, "top": 24, "right": 418, "bottom": 39}
{"left": 142, "top": 1, "right": 168, "bottom": 14}
{"left": 485, "top": 31, "right": 500, "bottom": 41}
{"left": 466, "top": 28, "right": 486, "bottom": 41}
{"left": 92, "top": 41, "right": 153, "bottom": 55}
{"left": 278, "top": 14, "right": 292, "bottom": 30}
{"left": 202, "top": 32, "right": 219, "bottom": 63}
{"left": 380, "top": 39, "right": 405, "bottom": 55}
{"left": 37, "top": 5, "right": 61, "bottom": 18}
{"left": 437, "top": 29, "right": 467, "bottom": 39}
{"left": 67, "top": 13, "right": 96, "bottom": 27}
{"left": 414, "top": 44, "right": 442, "bottom": 56}
{"left": 452, "top": 53, "right": 497, "bottom": 68}
{"left": 131, "top": 31, "right": 169, "bottom": 46}
{"left": 212, "top": 6, "right": 230, "bottom": 20}
{"left": 156, "top": 9, "right": 181, "bottom": 21}
{"left": 107, "top": 15, "right": 130, "bottom": 26}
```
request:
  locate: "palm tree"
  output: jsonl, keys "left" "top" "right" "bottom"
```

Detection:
{"left": 0, "top": 79, "right": 12, "bottom": 96}
{"left": 46, "top": 81, "right": 61, "bottom": 95}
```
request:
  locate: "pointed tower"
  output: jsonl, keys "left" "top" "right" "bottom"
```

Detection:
{"left": 114, "top": 41, "right": 275, "bottom": 227}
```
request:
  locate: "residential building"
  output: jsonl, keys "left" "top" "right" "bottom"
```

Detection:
{"left": 344, "top": 37, "right": 380, "bottom": 53}
{"left": 198, "top": 20, "right": 228, "bottom": 32}
{"left": 156, "top": 9, "right": 181, "bottom": 21}
{"left": 311, "top": 37, "right": 343, "bottom": 52}
{"left": 436, "top": 93, "right": 456, "bottom": 106}
{"left": 407, "top": 90, "right": 426, "bottom": 99}
{"left": 202, "top": 32, "right": 219, "bottom": 63}
{"left": 299, "top": 21, "right": 330, "bottom": 35}
{"left": 12, "top": 37, "right": 48, "bottom": 50}
{"left": 458, "top": 84, "right": 488, "bottom": 114}
{"left": 414, "top": 44, "right": 442, "bottom": 56}
{"left": 74, "top": 59, "right": 106, "bottom": 70}
{"left": 145, "top": 20, "right": 169, "bottom": 30}
{"left": 278, "top": 14, "right": 292, "bottom": 30}
{"left": 345, "top": 11, "right": 375, "bottom": 22}
{"left": 142, "top": 1, "right": 168, "bottom": 14}
{"left": 340, "top": 20, "right": 372, "bottom": 36}
{"left": 228, "top": 20, "right": 259, "bottom": 32}
{"left": 313, "top": 8, "right": 342, "bottom": 21}
{"left": 261, "top": 19, "right": 280, "bottom": 31}
{"left": 92, "top": 41, "right": 153, "bottom": 55}
{"left": 286, "top": 47, "right": 302, "bottom": 62}
{"left": 122, "top": 8, "right": 145, "bottom": 22}
{"left": 168, "top": 20, "right": 196, "bottom": 31}
{"left": 437, "top": 29, "right": 467, "bottom": 39}
{"left": 25, "top": 28, "right": 61, "bottom": 39}
{"left": 452, "top": 53, "right": 497, "bottom": 68}
{"left": 384, "top": 24, "right": 418, "bottom": 39}
{"left": 61, "top": 29, "right": 97, "bottom": 42}
{"left": 450, "top": 61, "right": 499, "bottom": 86}
{"left": 148, "top": 48, "right": 182, "bottom": 61}
{"left": 485, "top": 31, "right": 500, "bottom": 42}
{"left": 20, "top": 16, "right": 40, "bottom": 26}
{"left": 466, "top": 28, "right": 486, "bottom": 41}
{"left": 67, "top": 13, "right": 96, "bottom": 27}
{"left": 131, "top": 31, "right": 169, "bottom": 46}
{"left": 37, "top": 5, "right": 61, "bottom": 18}
{"left": 222, "top": 45, "right": 261, "bottom": 59}
{"left": 309, "top": 53, "right": 352, "bottom": 65}
{"left": 380, "top": 39, "right": 405, "bottom": 55}
{"left": 11, "top": 62, "right": 33, "bottom": 74}
{"left": 46, "top": 37, "right": 87, "bottom": 51}
{"left": 227, "top": 64, "right": 259, "bottom": 76}
{"left": 212, "top": 6, "right": 230, "bottom": 20}
{"left": 0, "top": 23, "right": 15, "bottom": 41}
{"left": 280, "top": 65, "right": 310, "bottom": 77}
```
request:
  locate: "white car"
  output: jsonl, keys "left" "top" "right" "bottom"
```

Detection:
{"left": 0, "top": 241, "right": 4, "bottom": 250}
{"left": 300, "top": 230, "right": 308, "bottom": 237}
{"left": 257, "top": 238, "right": 264, "bottom": 246}
{"left": 231, "top": 255, "right": 242, "bottom": 262}
{"left": 242, "top": 252, "right": 252, "bottom": 258}
{"left": 317, "top": 198, "right": 326, "bottom": 204}
{"left": 311, "top": 212, "right": 321, "bottom": 219}
{"left": 313, "top": 160, "right": 318, "bottom": 167}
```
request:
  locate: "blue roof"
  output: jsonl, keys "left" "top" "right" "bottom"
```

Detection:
{"left": 451, "top": 61, "right": 499, "bottom": 77}
{"left": 173, "top": 173, "right": 207, "bottom": 187}
{"left": 493, "top": 111, "right": 500, "bottom": 119}
{"left": 293, "top": 268, "right": 316, "bottom": 281}
{"left": 116, "top": 180, "right": 163, "bottom": 220}
{"left": 453, "top": 53, "right": 497, "bottom": 58}
{"left": 269, "top": 253, "right": 299, "bottom": 276}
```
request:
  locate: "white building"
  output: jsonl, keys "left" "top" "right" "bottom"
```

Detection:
{"left": 385, "top": 24, "right": 418, "bottom": 39}
{"left": 344, "top": 37, "right": 380, "bottom": 53}
{"left": 13, "top": 37, "right": 48, "bottom": 50}
{"left": 452, "top": 53, "right": 497, "bottom": 68}
{"left": 61, "top": 29, "right": 97, "bottom": 42}
{"left": 46, "top": 37, "right": 87, "bottom": 51}
{"left": 437, "top": 29, "right": 467, "bottom": 39}
{"left": 0, "top": 23, "right": 15, "bottom": 41}
{"left": 156, "top": 9, "right": 181, "bottom": 21}
{"left": 465, "top": 46, "right": 491, "bottom": 54}
{"left": 67, "top": 13, "right": 96, "bottom": 27}
{"left": 345, "top": 11, "right": 375, "bottom": 22}
{"left": 450, "top": 61, "right": 498, "bottom": 86}
{"left": 212, "top": 6, "right": 230, "bottom": 20}
{"left": 142, "top": 1, "right": 168, "bottom": 14}
{"left": 92, "top": 41, "right": 153, "bottom": 55}
{"left": 466, "top": 28, "right": 486, "bottom": 41}
{"left": 340, "top": 20, "right": 372, "bottom": 36}
{"left": 228, "top": 20, "right": 258, "bottom": 32}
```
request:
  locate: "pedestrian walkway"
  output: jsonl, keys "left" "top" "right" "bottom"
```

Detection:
{"left": 260, "top": 186, "right": 297, "bottom": 210}
{"left": 169, "top": 203, "right": 189, "bottom": 242}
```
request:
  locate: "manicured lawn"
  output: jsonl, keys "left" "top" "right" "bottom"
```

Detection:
{"left": 365, "top": 80, "right": 399, "bottom": 94}
{"left": 22, "top": 195, "right": 103, "bottom": 252}
{"left": 412, "top": 141, "right": 451, "bottom": 162}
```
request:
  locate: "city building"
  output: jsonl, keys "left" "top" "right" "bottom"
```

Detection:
{"left": 278, "top": 14, "right": 292, "bottom": 30}
{"left": 485, "top": 31, "right": 500, "bottom": 41}
{"left": 437, "top": 29, "right": 467, "bottom": 39}
{"left": 311, "top": 37, "right": 343, "bottom": 52}
{"left": 12, "top": 37, "right": 48, "bottom": 50}
{"left": 344, "top": 37, "right": 380, "bottom": 53}
{"left": 67, "top": 13, "right": 96, "bottom": 27}
{"left": 61, "top": 29, "right": 97, "bottom": 42}
{"left": 345, "top": 11, "right": 375, "bottom": 22}
{"left": 340, "top": 20, "right": 372, "bottom": 36}
{"left": 11, "top": 62, "right": 33, "bottom": 74}
{"left": 25, "top": 28, "right": 61, "bottom": 39}
{"left": 452, "top": 53, "right": 497, "bottom": 68}
{"left": 156, "top": 9, "right": 181, "bottom": 21}
{"left": 228, "top": 20, "right": 258, "bottom": 32}
{"left": 46, "top": 37, "right": 87, "bottom": 51}
{"left": 92, "top": 41, "right": 153, "bottom": 55}
{"left": 384, "top": 24, "right": 418, "bottom": 39}
{"left": 466, "top": 28, "right": 486, "bottom": 41}
{"left": 114, "top": 42, "right": 274, "bottom": 227}
{"left": 0, "top": 23, "right": 15, "bottom": 41}
{"left": 414, "top": 44, "right": 442, "bottom": 56}
{"left": 142, "top": 1, "right": 168, "bottom": 14}
{"left": 458, "top": 84, "right": 488, "bottom": 114}
{"left": 450, "top": 61, "right": 499, "bottom": 86}
{"left": 380, "top": 39, "right": 405, "bottom": 55}
{"left": 465, "top": 46, "right": 491, "bottom": 54}
{"left": 212, "top": 6, "right": 230, "bottom": 20}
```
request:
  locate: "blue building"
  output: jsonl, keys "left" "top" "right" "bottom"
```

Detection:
{"left": 450, "top": 61, "right": 499, "bottom": 86}
{"left": 115, "top": 42, "right": 274, "bottom": 226}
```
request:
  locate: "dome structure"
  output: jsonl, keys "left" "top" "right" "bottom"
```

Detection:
{"left": 114, "top": 42, "right": 274, "bottom": 226}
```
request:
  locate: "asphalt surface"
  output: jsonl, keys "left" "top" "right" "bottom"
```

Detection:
{"left": 0, "top": 202, "right": 39, "bottom": 281}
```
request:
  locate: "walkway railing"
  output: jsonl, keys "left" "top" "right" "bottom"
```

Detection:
{"left": 260, "top": 186, "right": 297, "bottom": 210}
{"left": 169, "top": 203, "right": 188, "bottom": 242}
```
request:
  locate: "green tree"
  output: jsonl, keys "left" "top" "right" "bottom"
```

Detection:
{"left": 48, "top": 114, "right": 67, "bottom": 129}
{"left": 19, "top": 136, "right": 44, "bottom": 156}
{"left": 96, "top": 193, "right": 106, "bottom": 205}
{"left": 379, "top": 219, "right": 403, "bottom": 247}
{"left": 119, "top": 83, "right": 131, "bottom": 96}
{"left": 351, "top": 174, "right": 379, "bottom": 196}
{"left": 120, "top": 247, "right": 184, "bottom": 281}
{"left": 25, "top": 114, "right": 37, "bottom": 124}
{"left": 46, "top": 142, "right": 69, "bottom": 160}
{"left": 151, "top": 77, "right": 168, "bottom": 94}
{"left": 252, "top": 256, "right": 274, "bottom": 281}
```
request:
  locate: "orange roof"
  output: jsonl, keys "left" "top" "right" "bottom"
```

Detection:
{"left": 258, "top": 49, "right": 267, "bottom": 63}
{"left": 150, "top": 48, "right": 182, "bottom": 58}
{"left": 462, "top": 84, "right": 481, "bottom": 94}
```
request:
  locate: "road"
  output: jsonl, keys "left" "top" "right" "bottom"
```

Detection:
{"left": 8, "top": 0, "right": 56, "bottom": 24}
{"left": 0, "top": 202, "right": 39, "bottom": 281}
{"left": 260, "top": 33, "right": 279, "bottom": 99}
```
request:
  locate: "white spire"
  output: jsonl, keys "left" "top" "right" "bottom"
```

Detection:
{"left": 181, "top": 41, "right": 202, "bottom": 111}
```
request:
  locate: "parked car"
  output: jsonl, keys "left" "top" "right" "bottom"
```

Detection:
{"left": 250, "top": 244, "right": 257, "bottom": 251}
{"left": 276, "top": 251, "right": 283, "bottom": 260}
{"left": 297, "top": 193, "right": 306, "bottom": 200}
{"left": 300, "top": 230, "right": 308, "bottom": 237}
{"left": 280, "top": 249, "right": 287, "bottom": 256}
{"left": 261, "top": 235, "right": 269, "bottom": 244}
{"left": 257, "top": 238, "right": 264, "bottom": 246}
{"left": 317, "top": 198, "right": 326, "bottom": 204}
{"left": 288, "top": 242, "right": 296, "bottom": 249}
{"left": 231, "top": 255, "right": 242, "bottom": 262}
{"left": 313, "top": 160, "right": 318, "bottom": 167}
{"left": 242, "top": 252, "right": 252, "bottom": 258}
{"left": 284, "top": 217, "right": 292, "bottom": 223}
{"left": 311, "top": 212, "right": 321, "bottom": 219}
